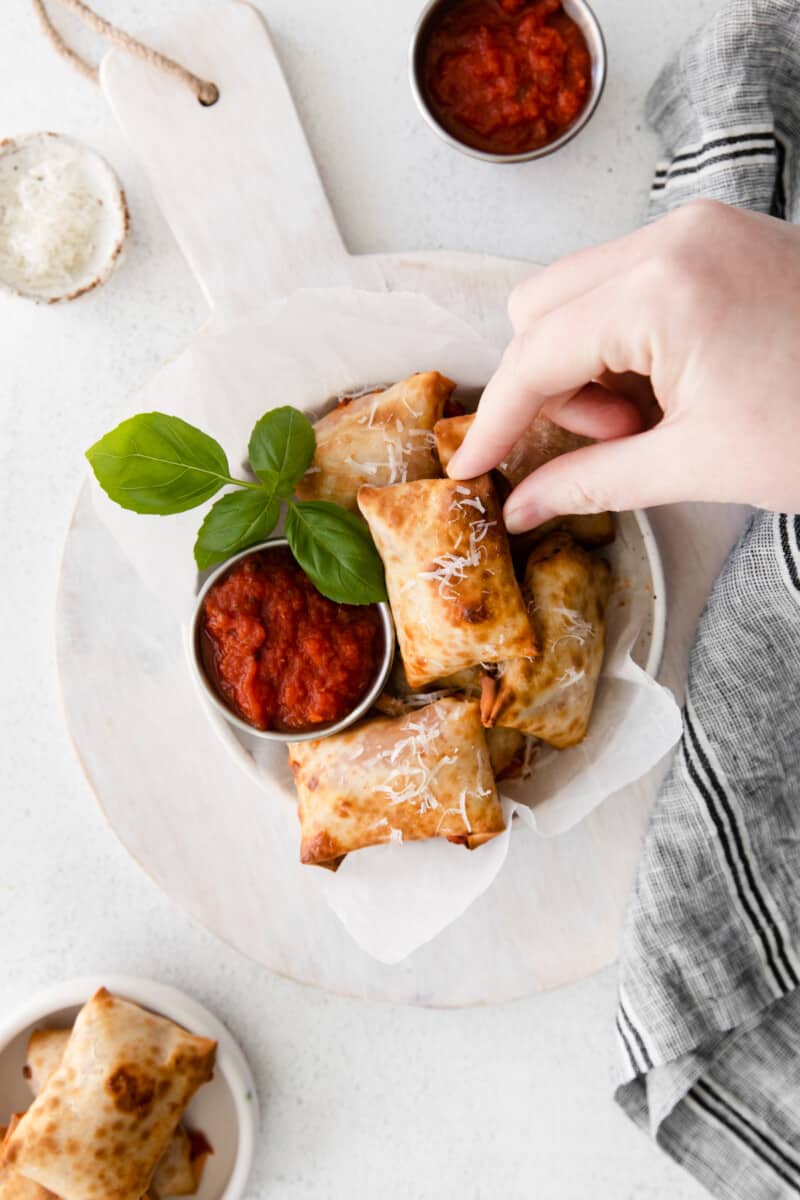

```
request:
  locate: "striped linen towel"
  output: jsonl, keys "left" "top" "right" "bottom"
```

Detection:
{"left": 614, "top": 2, "right": 800, "bottom": 1198}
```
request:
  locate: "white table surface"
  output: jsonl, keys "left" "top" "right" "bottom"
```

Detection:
{"left": 0, "top": 1, "right": 724, "bottom": 1196}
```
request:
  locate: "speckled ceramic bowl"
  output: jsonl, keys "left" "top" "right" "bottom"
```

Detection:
{"left": 0, "top": 132, "right": 128, "bottom": 303}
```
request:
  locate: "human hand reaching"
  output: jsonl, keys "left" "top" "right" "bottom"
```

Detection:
{"left": 447, "top": 200, "right": 800, "bottom": 531}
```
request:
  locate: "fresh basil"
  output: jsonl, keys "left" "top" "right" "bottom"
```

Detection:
{"left": 248, "top": 406, "right": 316, "bottom": 495}
{"left": 87, "top": 404, "right": 388, "bottom": 607}
{"left": 194, "top": 489, "right": 280, "bottom": 570}
{"left": 86, "top": 412, "right": 235, "bottom": 515}
{"left": 285, "top": 500, "right": 387, "bottom": 605}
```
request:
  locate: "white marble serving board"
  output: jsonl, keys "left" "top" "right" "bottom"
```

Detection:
{"left": 54, "top": 1, "right": 749, "bottom": 1004}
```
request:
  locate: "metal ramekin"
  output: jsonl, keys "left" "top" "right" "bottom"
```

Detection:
{"left": 190, "top": 538, "right": 395, "bottom": 743}
{"left": 409, "top": 0, "right": 607, "bottom": 163}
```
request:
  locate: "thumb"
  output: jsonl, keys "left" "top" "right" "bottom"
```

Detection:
{"left": 502, "top": 422, "right": 698, "bottom": 533}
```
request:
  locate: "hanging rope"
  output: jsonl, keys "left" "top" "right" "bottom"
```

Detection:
{"left": 32, "top": 0, "right": 219, "bottom": 105}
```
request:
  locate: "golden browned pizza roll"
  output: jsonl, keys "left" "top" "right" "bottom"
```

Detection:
{"left": 0, "top": 1117, "right": 56, "bottom": 1200}
{"left": 485, "top": 726, "right": 526, "bottom": 779}
{"left": 482, "top": 533, "right": 612, "bottom": 748}
{"left": 23, "top": 1031, "right": 211, "bottom": 1199}
{"left": 289, "top": 697, "right": 505, "bottom": 867}
{"left": 23, "top": 1030, "right": 68, "bottom": 1098}
{"left": 295, "top": 371, "right": 454, "bottom": 511}
{"left": 5, "top": 990, "right": 216, "bottom": 1200}
{"left": 358, "top": 475, "right": 536, "bottom": 688}
{"left": 434, "top": 412, "right": 615, "bottom": 547}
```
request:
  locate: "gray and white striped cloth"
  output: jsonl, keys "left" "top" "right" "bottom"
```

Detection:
{"left": 614, "top": 2, "right": 800, "bottom": 1198}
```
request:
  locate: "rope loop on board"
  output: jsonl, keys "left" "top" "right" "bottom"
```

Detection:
{"left": 32, "top": 0, "right": 220, "bottom": 105}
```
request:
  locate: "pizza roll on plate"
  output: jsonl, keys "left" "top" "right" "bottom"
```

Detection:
{"left": 0, "top": 1118, "right": 56, "bottom": 1200}
{"left": 482, "top": 533, "right": 612, "bottom": 748}
{"left": 434, "top": 412, "right": 615, "bottom": 547}
{"left": 289, "top": 697, "right": 505, "bottom": 867}
{"left": 5, "top": 989, "right": 216, "bottom": 1200}
{"left": 22, "top": 1030, "right": 210, "bottom": 1198}
{"left": 358, "top": 475, "right": 536, "bottom": 688}
{"left": 295, "top": 371, "right": 454, "bottom": 512}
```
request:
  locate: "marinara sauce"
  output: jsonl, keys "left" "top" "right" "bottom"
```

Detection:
{"left": 421, "top": 0, "right": 592, "bottom": 156}
{"left": 200, "top": 547, "right": 384, "bottom": 732}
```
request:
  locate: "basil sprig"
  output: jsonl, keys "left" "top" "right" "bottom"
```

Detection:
{"left": 86, "top": 407, "right": 387, "bottom": 605}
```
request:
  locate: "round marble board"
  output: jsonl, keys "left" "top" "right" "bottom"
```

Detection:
{"left": 55, "top": 2, "right": 749, "bottom": 1004}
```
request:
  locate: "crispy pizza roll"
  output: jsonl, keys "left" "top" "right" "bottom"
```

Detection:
{"left": 295, "top": 371, "right": 454, "bottom": 511}
{"left": 358, "top": 475, "right": 536, "bottom": 688}
{"left": 5, "top": 990, "right": 216, "bottom": 1200}
{"left": 23, "top": 1030, "right": 211, "bottom": 1199}
{"left": 482, "top": 533, "right": 612, "bottom": 748}
{"left": 23, "top": 1030, "right": 68, "bottom": 1097}
{"left": 485, "top": 726, "right": 526, "bottom": 779}
{"left": 0, "top": 1118, "right": 56, "bottom": 1200}
{"left": 434, "top": 411, "right": 615, "bottom": 547}
{"left": 289, "top": 697, "right": 505, "bottom": 867}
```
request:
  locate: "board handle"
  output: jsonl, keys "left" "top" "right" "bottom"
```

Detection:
{"left": 100, "top": 2, "right": 348, "bottom": 317}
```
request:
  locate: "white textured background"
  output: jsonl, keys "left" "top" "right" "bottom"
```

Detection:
{"left": 0, "top": 1, "right": 723, "bottom": 1196}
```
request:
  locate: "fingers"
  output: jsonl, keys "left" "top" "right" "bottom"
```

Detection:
{"left": 544, "top": 383, "right": 644, "bottom": 441}
{"left": 507, "top": 224, "right": 658, "bottom": 331}
{"left": 502, "top": 421, "right": 695, "bottom": 533}
{"left": 448, "top": 276, "right": 655, "bottom": 480}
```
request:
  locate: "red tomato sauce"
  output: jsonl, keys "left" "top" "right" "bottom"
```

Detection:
{"left": 421, "top": 0, "right": 592, "bottom": 156}
{"left": 200, "top": 547, "right": 384, "bottom": 732}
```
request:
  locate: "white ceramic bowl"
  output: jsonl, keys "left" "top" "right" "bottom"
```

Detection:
{"left": 0, "top": 132, "right": 129, "bottom": 303}
{"left": 0, "top": 976, "right": 257, "bottom": 1200}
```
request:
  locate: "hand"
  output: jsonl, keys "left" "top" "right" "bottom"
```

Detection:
{"left": 447, "top": 200, "right": 800, "bottom": 531}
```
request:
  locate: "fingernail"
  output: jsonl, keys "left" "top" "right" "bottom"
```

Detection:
{"left": 446, "top": 449, "right": 468, "bottom": 479}
{"left": 503, "top": 505, "right": 528, "bottom": 534}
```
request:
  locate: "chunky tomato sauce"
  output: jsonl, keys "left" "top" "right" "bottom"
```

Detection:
{"left": 200, "top": 548, "right": 384, "bottom": 732}
{"left": 421, "top": 0, "right": 592, "bottom": 156}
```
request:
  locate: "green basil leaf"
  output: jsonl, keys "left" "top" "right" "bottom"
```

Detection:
{"left": 248, "top": 406, "right": 316, "bottom": 495}
{"left": 194, "top": 489, "right": 280, "bottom": 570}
{"left": 285, "top": 501, "right": 387, "bottom": 605}
{"left": 86, "top": 413, "right": 231, "bottom": 514}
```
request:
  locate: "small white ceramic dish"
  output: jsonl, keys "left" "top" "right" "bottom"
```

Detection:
{"left": 0, "top": 976, "right": 257, "bottom": 1200}
{"left": 0, "top": 132, "right": 129, "bottom": 303}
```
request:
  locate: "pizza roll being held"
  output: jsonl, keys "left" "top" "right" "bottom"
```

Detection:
{"left": 358, "top": 475, "right": 536, "bottom": 688}
{"left": 482, "top": 533, "right": 612, "bottom": 749}
{"left": 23, "top": 1030, "right": 211, "bottom": 1199}
{"left": 296, "top": 371, "right": 454, "bottom": 512}
{"left": 289, "top": 697, "right": 505, "bottom": 868}
{"left": 434, "top": 412, "right": 615, "bottom": 547}
{"left": 5, "top": 990, "right": 216, "bottom": 1200}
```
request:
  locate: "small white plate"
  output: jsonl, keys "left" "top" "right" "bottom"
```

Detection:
{"left": 0, "top": 132, "right": 129, "bottom": 303}
{"left": 0, "top": 976, "right": 257, "bottom": 1200}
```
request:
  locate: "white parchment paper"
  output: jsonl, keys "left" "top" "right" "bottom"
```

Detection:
{"left": 93, "top": 288, "right": 682, "bottom": 964}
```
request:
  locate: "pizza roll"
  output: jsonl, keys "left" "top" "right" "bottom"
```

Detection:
{"left": 358, "top": 475, "right": 536, "bottom": 688}
{"left": 0, "top": 1118, "right": 56, "bottom": 1200}
{"left": 295, "top": 371, "right": 454, "bottom": 511}
{"left": 5, "top": 990, "right": 216, "bottom": 1200}
{"left": 482, "top": 533, "right": 612, "bottom": 748}
{"left": 289, "top": 697, "right": 505, "bottom": 867}
{"left": 485, "top": 726, "right": 526, "bottom": 779}
{"left": 434, "top": 412, "right": 615, "bottom": 547}
{"left": 23, "top": 1030, "right": 211, "bottom": 1199}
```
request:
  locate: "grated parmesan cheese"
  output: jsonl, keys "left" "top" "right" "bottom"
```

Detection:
{"left": 0, "top": 156, "right": 100, "bottom": 290}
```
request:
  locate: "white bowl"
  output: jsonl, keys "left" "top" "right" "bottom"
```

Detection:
{"left": 0, "top": 976, "right": 257, "bottom": 1200}
{"left": 0, "top": 132, "right": 129, "bottom": 303}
